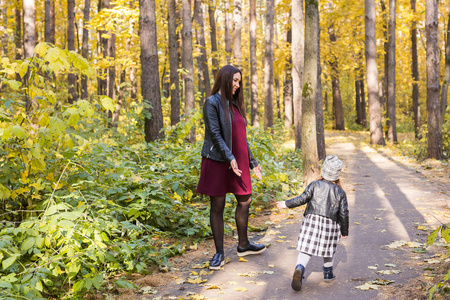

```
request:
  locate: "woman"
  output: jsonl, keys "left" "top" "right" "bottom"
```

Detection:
{"left": 197, "top": 65, "right": 266, "bottom": 270}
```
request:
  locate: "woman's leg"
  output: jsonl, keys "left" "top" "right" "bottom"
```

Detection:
{"left": 234, "top": 194, "right": 252, "bottom": 248}
{"left": 210, "top": 195, "right": 226, "bottom": 254}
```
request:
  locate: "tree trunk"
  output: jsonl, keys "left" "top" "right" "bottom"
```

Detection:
{"left": 425, "top": 0, "right": 443, "bottom": 159}
{"left": 208, "top": 0, "right": 218, "bottom": 78}
{"left": 15, "top": 2, "right": 21, "bottom": 82}
{"left": 249, "top": 0, "right": 259, "bottom": 126}
{"left": 67, "top": 0, "right": 77, "bottom": 104}
{"left": 386, "top": 0, "right": 397, "bottom": 142}
{"left": 365, "top": 0, "right": 385, "bottom": 145}
{"left": 194, "top": 0, "right": 211, "bottom": 106}
{"left": 355, "top": 50, "right": 365, "bottom": 126}
{"left": 140, "top": 0, "right": 164, "bottom": 142}
{"left": 380, "top": 0, "right": 388, "bottom": 108}
{"left": 182, "top": 0, "right": 195, "bottom": 142}
{"left": 410, "top": 0, "right": 420, "bottom": 139}
{"left": 316, "top": 28, "right": 326, "bottom": 161}
{"left": 224, "top": 0, "right": 231, "bottom": 63}
{"left": 44, "top": 0, "right": 51, "bottom": 43}
{"left": 328, "top": 25, "right": 345, "bottom": 130}
{"left": 264, "top": 0, "right": 274, "bottom": 130}
{"left": 440, "top": 12, "right": 450, "bottom": 128}
{"left": 107, "top": 31, "right": 117, "bottom": 125}
{"left": 232, "top": 0, "right": 241, "bottom": 68}
{"left": 169, "top": 0, "right": 180, "bottom": 125}
{"left": 292, "top": 0, "right": 303, "bottom": 149}
{"left": 302, "top": 0, "right": 319, "bottom": 185}
{"left": 284, "top": 19, "right": 293, "bottom": 130}
{"left": 360, "top": 76, "right": 367, "bottom": 127}
{"left": 129, "top": 1, "right": 137, "bottom": 100}
{"left": 23, "top": 0, "right": 36, "bottom": 112}
{"left": 81, "top": 0, "right": 90, "bottom": 99}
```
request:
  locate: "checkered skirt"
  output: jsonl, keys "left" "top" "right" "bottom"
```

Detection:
{"left": 297, "top": 214, "right": 341, "bottom": 257}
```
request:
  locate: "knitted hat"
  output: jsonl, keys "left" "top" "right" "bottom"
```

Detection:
{"left": 321, "top": 155, "right": 343, "bottom": 182}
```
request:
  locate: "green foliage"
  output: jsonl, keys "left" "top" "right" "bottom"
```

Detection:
{"left": 425, "top": 223, "right": 450, "bottom": 300}
{"left": 442, "top": 107, "right": 450, "bottom": 158}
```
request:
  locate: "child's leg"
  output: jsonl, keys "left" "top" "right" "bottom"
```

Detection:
{"left": 296, "top": 251, "right": 311, "bottom": 267}
{"left": 323, "top": 256, "right": 333, "bottom": 268}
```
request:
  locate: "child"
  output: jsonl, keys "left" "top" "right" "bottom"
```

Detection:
{"left": 276, "top": 155, "right": 349, "bottom": 291}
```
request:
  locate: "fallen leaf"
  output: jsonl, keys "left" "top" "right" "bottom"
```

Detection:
{"left": 141, "top": 286, "right": 158, "bottom": 294}
{"left": 190, "top": 294, "right": 207, "bottom": 300}
{"left": 205, "top": 285, "right": 222, "bottom": 290}
{"left": 199, "top": 270, "right": 214, "bottom": 276}
{"left": 276, "top": 240, "right": 286, "bottom": 243}
{"left": 425, "top": 259, "right": 440, "bottom": 264}
{"left": 266, "top": 229, "right": 281, "bottom": 235}
{"left": 235, "top": 287, "right": 248, "bottom": 292}
{"left": 268, "top": 264, "right": 276, "bottom": 268}
{"left": 385, "top": 263, "right": 396, "bottom": 268}
{"left": 191, "top": 263, "right": 208, "bottom": 269}
{"left": 187, "top": 277, "right": 207, "bottom": 284}
{"left": 354, "top": 222, "right": 361, "bottom": 225}
{"left": 368, "top": 265, "right": 379, "bottom": 270}
{"left": 239, "top": 257, "right": 248, "bottom": 262}
{"left": 256, "top": 281, "right": 267, "bottom": 286}
{"left": 278, "top": 236, "right": 287, "bottom": 239}
{"left": 176, "top": 279, "right": 186, "bottom": 284}
{"left": 386, "top": 240, "right": 407, "bottom": 249}
{"left": 374, "top": 217, "right": 382, "bottom": 220}
{"left": 407, "top": 242, "right": 422, "bottom": 248}
{"left": 377, "top": 270, "right": 401, "bottom": 275}
{"left": 370, "top": 279, "right": 395, "bottom": 285}
{"left": 417, "top": 225, "right": 427, "bottom": 231}
{"left": 190, "top": 271, "right": 199, "bottom": 276}
{"left": 355, "top": 283, "right": 379, "bottom": 290}
{"left": 263, "top": 270, "right": 275, "bottom": 275}
{"left": 228, "top": 281, "right": 238, "bottom": 285}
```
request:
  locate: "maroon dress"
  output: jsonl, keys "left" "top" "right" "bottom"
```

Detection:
{"left": 196, "top": 105, "right": 252, "bottom": 196}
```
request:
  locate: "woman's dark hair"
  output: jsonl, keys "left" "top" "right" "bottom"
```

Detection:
{"left": 210, "top": 65, "right": 245, "bottom": 119}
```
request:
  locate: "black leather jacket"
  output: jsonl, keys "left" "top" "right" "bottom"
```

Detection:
{"left": 285, "top": 180, "right": 349, "bottom": 236}
{"left": 201, "top": 92, "right": 259, "bottom": 169}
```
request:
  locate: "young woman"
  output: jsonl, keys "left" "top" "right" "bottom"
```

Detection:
{"left": 196, "top": 65, "right": 266, "bottom": 270}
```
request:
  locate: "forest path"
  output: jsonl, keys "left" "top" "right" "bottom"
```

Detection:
{"left": 139, "top": 132, "right": 450, "bottom": 300}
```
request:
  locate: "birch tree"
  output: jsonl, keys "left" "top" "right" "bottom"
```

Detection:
{"left": 264, "top": 0, "right": 275, "bottom": 130}
{"left": 386, "top": 0, "right": 397, "bottom": 142}
{"left": 249, "top": 0, "right": 259, "bottom": 126}
{"left": 292, "top": 0, "right": 304, "bottom": 149}
{"left": 168, "top": 0, "right": 180, "bottom": 125}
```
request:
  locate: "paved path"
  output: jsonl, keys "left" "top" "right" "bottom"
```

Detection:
{"left": 146, "top": 138, "right": 450, "bottom": 300}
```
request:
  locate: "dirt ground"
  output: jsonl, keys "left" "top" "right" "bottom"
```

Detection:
{"left": 92, "top": 131, "right": 450, "bottom": 300}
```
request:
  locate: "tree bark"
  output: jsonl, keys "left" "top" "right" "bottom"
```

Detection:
{"left": 425, "top": 0, "right": 443, "bottom": 159}
{"left": 410, "top": 0, "right": 420, "bottom": 139}
{"left": 81, "top": 0, "right": 91, "bottom": 99}
{"left": 193, "top": 0, "right": 211, "bottom": 106}
{"left": 264, "top": 0, "right": 274, "bottom": 130}
{"left": 292, "top": 0, "right": 304, "bottom": 149}
{"left": 232, "top": 0, "right": 242, "bottom": 68}
{"left": 224, "top": 0, "right": 231, "bottom": 64}
{"left": 44, "top": 0, "right": 51, "bottom": 43}
{"left": 0, "top": 1, "right": 5, "bottom": 57}
{"left": 380, "top": 0, "right": 388, "bottom": 108}
{"left": 169, "top": 0, "right": 180, "bottom": 125}
{"left": 386, "top": 0, "right": 397, "bottom": 142}
{"left": 284, "top": 19, "right": 293, "bottom": 130}
{"left": 67, "top": 0, "right": 77, "bottom": 104}
{"left": 316, "top": 27, "right": 326, "bottom": 161}
{"left": 182, "top": 0, "right": 195, "bottom": 142}
{"left": 15, "top": 2, "right": 21, "bottom": 83}
{"left": 302, "top": 0, "right": 320, "bottom": 185}
{"left": 129, "top": 1, "right": 137, "bottom": 100}
{"left": 140, "top": 0, "right": 164, "bottom": 142}
{"left": 365, "top": 0, "right": 385, "bottom": 145}
{"left": 249, "top": 0, "right": 259, "bottom": 126}
{"left": 208, "top": 1, "right": 218, "bottom": 78}
{"left": 440, "top": 12, "right": 450, "bottom": 128}
{"left": 328, "top": 25, "right": 345, "bottom": 130}
{"left": 23, "top": 0, "right": 36, "bottom": 59}
{"left": 107, "top": 31, "right": 117, "bottom": 125}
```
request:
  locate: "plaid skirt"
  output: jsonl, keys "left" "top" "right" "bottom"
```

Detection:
{"left": 297, "top": 214, "right": 341, "bottom": 257}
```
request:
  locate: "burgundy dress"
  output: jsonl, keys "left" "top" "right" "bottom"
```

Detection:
{"left": 196, "top": 105, "right": 252, "bottom": 196}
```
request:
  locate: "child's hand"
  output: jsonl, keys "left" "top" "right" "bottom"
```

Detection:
{"left": 276, "top": 201, "right": 286, "bottom": 209}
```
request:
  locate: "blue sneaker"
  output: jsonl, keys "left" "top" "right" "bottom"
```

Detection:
{"left": 291, "top": 264, "right": 305, "bottom": 291}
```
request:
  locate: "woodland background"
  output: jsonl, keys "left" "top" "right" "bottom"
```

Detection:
{"left": 0, "top": 0, "right": 449, "bottom": 298}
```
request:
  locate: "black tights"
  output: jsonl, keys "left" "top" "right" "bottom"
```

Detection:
{"left": 210, "top": 194, "right": 252, "bottom": 254}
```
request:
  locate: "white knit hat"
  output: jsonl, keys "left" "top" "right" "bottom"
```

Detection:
{"left": 321, "top": 155, "right": 343, "bottom": 181}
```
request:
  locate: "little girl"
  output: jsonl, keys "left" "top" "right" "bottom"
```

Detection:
{"left": 276, "top": 155, "right": 349, "bottom": 291}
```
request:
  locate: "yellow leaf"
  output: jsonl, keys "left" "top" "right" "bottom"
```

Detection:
{"left": 190, "top": 271, "right": 199, "bottom": 276}
{"left": 417, "top": 225, "right": 427, "bottom": 231}
{"left": 234, "top": 287, "right": 248, "bottom": 292}
{"left": 278, "top": 236, "right": 286, "bottom": 239}
{"left": 187, "top": 277, "right": 207, "bottom": 284}
{"left": 46, "top": 173, "right": 54, "bottom": 181}
{"left": 199, "top": 270, "right": 213, "bottom": 276}
{"left": 239, "top": 257, "right": 248, "bottom": 262}
{"left": 34, "top": 42, "right": 48, "bottom": 57}
{"left": 205, "top": 285, "right": 221, "bottom": 290}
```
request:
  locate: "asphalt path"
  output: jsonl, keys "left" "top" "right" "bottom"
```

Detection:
{"left": 144, "top": 138, "right": 450, "bottom": 300}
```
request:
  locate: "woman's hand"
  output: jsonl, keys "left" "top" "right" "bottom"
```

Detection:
{"left": 252, "top": 165, "right": 262, "bottom": 180}
{"left": 230, "top": 159, "right": 242, "bottom": 177}
{"left": 276, "top": 201, "right": 286, "bottom": 209}
{"left": 342, "top": 236, "right": 348, "bottom": 239}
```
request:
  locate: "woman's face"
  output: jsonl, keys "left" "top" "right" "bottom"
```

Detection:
{"left": 232, "top": 72, "right": 241, "bottom": 95}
